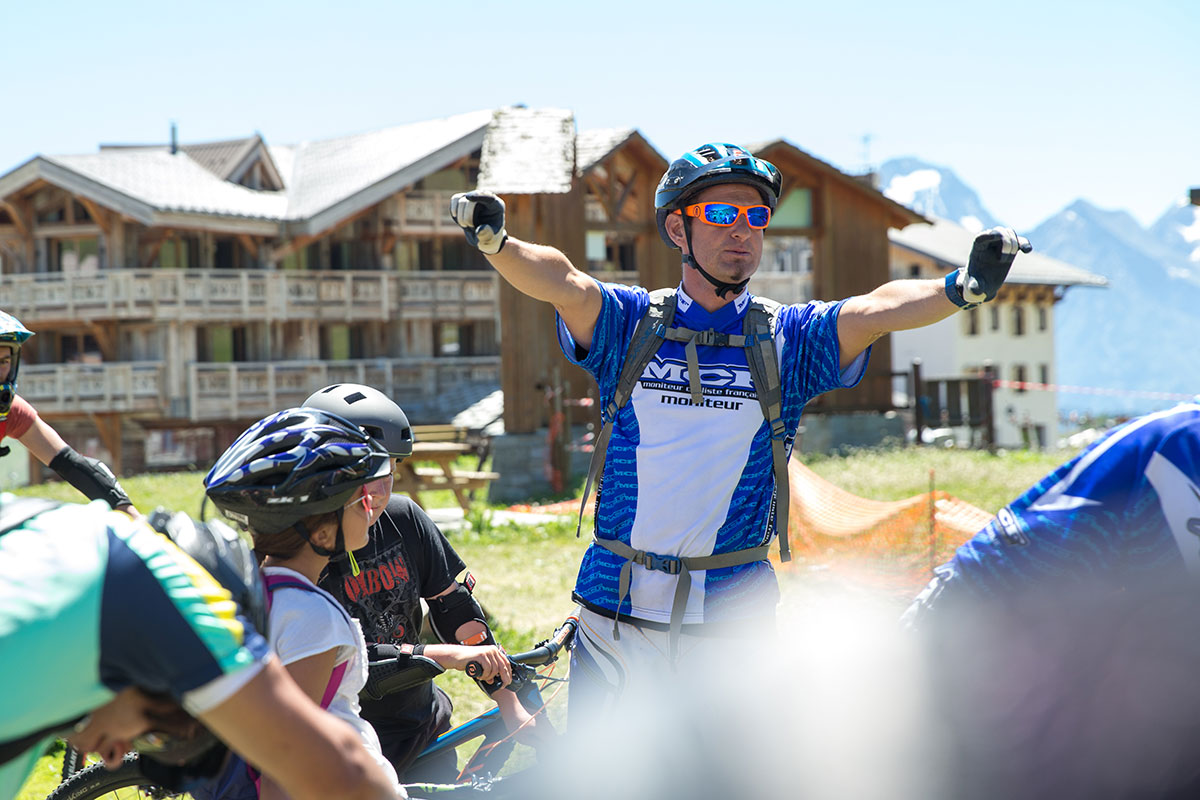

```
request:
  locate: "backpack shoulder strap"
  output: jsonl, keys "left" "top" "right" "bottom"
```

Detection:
{"left": 614, "top": 287, "right": 678, "bottom": 411}
{"left": 264, "top": 574, "right": 354, "bottom": 709}
{"left": 742, "top": 298, "right": 792, "bottom": 562}
{"left": 575, "top": 288, "right": 677, "bottom": 538}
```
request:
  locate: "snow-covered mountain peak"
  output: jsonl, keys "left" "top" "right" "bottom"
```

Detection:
{"left": 878, "top": 157, "right": 999, "bottom": 233}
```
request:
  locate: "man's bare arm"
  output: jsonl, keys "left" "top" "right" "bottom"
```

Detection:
{"left": 451, "top": 191, "right": 602, "bottom": 350}
{"left": 837, "top": 278, "right": 957, "bottom": 370}
{"left": 837, "top": 227, "right": 1031, "bottom": 370}
{"left": 485, "top": 238, "right": 603, "bottom": 349}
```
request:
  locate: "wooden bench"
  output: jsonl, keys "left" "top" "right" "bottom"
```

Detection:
{"left": 411, "top": 424, "right": 493, "bottom": 469}
{"left": 411, "top": 467, "right": 501, "bottom": 491}
{"left": 398, "top": 426, "right": 497, "bottom": 512}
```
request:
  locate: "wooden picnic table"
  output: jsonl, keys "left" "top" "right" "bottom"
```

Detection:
{"left": 395, "top": 441, "right": 499, "bottom": 513}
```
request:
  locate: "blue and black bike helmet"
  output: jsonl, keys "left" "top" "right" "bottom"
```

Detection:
{"left": 654, "top": 143, "right": 782, "bottom": 247}
{"left": 204, "top": 407, "right": 391, "bottom": 538}
{"left": 0, "top": 310, "right": 34, "bottom": 420}
{"left": 654, "top": 143, "right": 783, "bottom": 298}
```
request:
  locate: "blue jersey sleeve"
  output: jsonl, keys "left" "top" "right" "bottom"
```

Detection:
{"left": 556, "top": 280, "right": 648, "bottom": 401}
{"left": 776, "top": 298, "right": 869, "bottom": 404}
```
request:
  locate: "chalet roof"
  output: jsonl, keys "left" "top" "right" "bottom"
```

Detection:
{"left": 0, "top": 110, "right": 494, "bottom": 234}
{"left": 750, "top": 139, "right": 927, "bottom": 228}
{"left": 477, "top": 107, "right": 575, "bottom": 194}
{"left": 890, "top": 217, "right": 1109, "bottom": 288}
{"left": 180, "top": 136, "right": 262, "bottom": 179}
{"left": 37, "top": 150, "right": 288, "bottom": 222}
{"left": 100, "top": 135, "right": 284, "bottom": 187}
{"left": 282, "top": 110, "right": 493, "bottom": 229}
{"left": 576, "top": 128, "right": 636, "bottom": 173}
{"left": 575, "top": 127, "right": 667, "bottom": 177}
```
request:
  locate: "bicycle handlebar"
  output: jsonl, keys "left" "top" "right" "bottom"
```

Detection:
{"left": 465, "top": 613, "right": 579, "bottom": 682}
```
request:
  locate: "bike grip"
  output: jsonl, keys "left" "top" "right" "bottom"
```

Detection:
{"left": 466, "top": 660, "right": 483, "bottom": 679}
{"left": 1017, "top": 236, "right": 1033, "bottom": 253}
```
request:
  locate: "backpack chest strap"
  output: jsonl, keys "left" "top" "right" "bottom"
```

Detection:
{"left": 662, "top": 326, "right": 766, "bottom": 404}
{"left": 591, "top": 536, "right": 770, "bottom": 662}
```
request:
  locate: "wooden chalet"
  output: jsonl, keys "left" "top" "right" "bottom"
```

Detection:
{"left": 0, "top": 110, "right": 934, "bottom": 481}
{"left": 0, "top": 111, "right": 504, "bottom": 475}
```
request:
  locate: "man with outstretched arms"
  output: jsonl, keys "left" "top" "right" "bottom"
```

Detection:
{"left": 450, "top": 143, "right": 1030, "bottom": 707}
{"left": 0, "top": 499, "right": 403, "bottom": 800}
{"left": 0, "top": 310, "right": 139, "bottom": 517}
{"left": 902, "top": 402, "right": 1200, "bottom": 797}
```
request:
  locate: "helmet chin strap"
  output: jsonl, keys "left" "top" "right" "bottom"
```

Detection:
{"left": 296, "top": 511, "right": 345, "bottom": 559}
{"left": 681, "top": 217, "right": 749, "bottom": 299}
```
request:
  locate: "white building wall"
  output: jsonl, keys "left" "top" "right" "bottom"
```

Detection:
{"left": 891, "top": 298, "right": 1060, "bottom": 449}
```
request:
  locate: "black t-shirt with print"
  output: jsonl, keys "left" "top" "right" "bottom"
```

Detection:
{"left": 319, "top": 494, "right": 466, "bottom": 735}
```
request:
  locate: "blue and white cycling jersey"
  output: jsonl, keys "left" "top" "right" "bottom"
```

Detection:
{"left": 908, "top": 403, "right": 1200, "bottom": 618}
{"left": 558, "top": 281, "right": 868, "bottom": 625}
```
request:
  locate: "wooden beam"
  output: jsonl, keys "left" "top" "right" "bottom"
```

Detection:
{"left": 269, "top": 233, "right": 319, "bottom": 264}
{"left": 237, "top": 234, "right": 258, "bottom": 259}
{"left": 583, "top": 174, "right": 615, "bottom": 220}
{"left": 274, "top": 201, "right": 385, "bottom": 264}
{"left": 88, "top": 413, "right": 124, "bottom": 476}
{"left": 611, "top": 168, "right": 638, "bottom": 220}
{"left": 76, "top": 197, "right": 112, "bottom": 237}
{"left": 0, "top": 198, "right": 30, "bottom": 239}
{"left": 141, "top": 237, "right": 166, "bottom": 269}
{"left": 86, "top": 323, "right": 117, "bottom": 361}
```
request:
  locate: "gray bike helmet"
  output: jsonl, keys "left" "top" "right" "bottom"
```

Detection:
{"left": 303, "top": 384, "right": 414, "bottom": 459}
{"left": 204, "top": 407, "right": 390, "bottom": 536}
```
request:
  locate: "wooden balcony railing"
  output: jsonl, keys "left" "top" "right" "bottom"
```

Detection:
{"left": 0, "top": 269, "right": 499, "bottom": 324}
{"left": 398, "top": 191, "right": 463, "bottom": 235}
{"left": 188, "top": 357, "right": 501, "bottom": 422}
{"left": 20, "top": 362, "right": 167, "bottom": 415}
{"left": 18, "top": 356, "right": 501, "bottom": 422}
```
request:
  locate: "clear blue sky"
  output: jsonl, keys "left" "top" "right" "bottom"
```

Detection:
{"left": 2, "top": 0, "right": 1195, "bottom": 232}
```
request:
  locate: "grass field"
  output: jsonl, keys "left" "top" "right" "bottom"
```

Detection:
{"left": 12, "top": 444, "right": 1075, "bottom": 799}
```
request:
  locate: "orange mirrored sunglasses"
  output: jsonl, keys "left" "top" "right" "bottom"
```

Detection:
{"left": 677, "top": 202, "right": 772, "bottom": 229}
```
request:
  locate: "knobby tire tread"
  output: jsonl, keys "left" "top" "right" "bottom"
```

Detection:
{"left": 45, "top": 754, "right": 178, "bottom": 800}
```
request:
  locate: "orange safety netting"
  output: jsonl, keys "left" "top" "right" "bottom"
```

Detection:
{"left": 508, "top": 460, "right": 994, "bottom": 601}
{"left": 781, "top": 459, "right": 993, "bottom": 599}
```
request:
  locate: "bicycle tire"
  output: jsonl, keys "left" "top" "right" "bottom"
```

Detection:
{"left": 45, "top": 754, "right": 181, "bottom": 800}
{"left": 60, "top": 746, "right": 85, "bottom": 780}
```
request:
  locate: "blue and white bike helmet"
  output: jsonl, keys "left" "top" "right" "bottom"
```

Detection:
{"left": 0, "top": 310, "right": 34, "bottom": 420}
{"left": 204, "top": 407, "right": 391, "bottom": 537}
